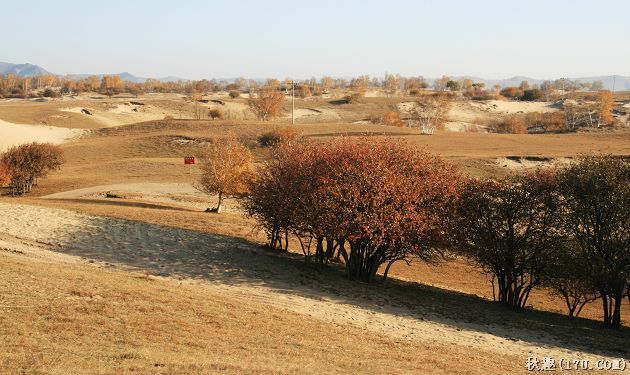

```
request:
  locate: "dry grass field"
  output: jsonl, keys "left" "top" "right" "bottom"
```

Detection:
{"left": 1, "top": 94, "right": 629, "bottom": 374}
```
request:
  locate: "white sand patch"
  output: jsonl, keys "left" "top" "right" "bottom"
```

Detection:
{"left": 61, "top": 103, "right": 180, "bottom": 127}
{"left": 495, "top": 156, "right": 573, "bottom": 170}
{"left": 0, "top": 119, "right": 85, "bottom": 152}
{"left": 469, "top": 100, "right": 558, "bottom": 114}
{"left": 444, "top": 121, "right": 486, "bottom": 133}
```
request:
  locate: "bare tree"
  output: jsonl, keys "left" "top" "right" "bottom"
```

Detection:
{"left": 407, "top": 94, "right": 451, "bottom": 134}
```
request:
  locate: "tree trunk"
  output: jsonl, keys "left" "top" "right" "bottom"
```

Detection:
{"left": 215, "top": 192, "right": 223, "bottom": 213}
{"left": 611, "top": 291, "right": 622, "bottom": 329}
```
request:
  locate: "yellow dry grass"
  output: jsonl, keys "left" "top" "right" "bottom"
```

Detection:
{"left": 1, "top": 250, "right": 522, "bottom": 374}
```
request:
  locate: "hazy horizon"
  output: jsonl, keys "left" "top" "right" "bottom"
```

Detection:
{"left": 4, "top": 0, "right": 630, "bottom": 79}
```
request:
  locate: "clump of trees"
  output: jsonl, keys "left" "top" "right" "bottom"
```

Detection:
{"left": 451, "top": 171, "right": 563, "bottom": 309}
{"left": 243, "top": 138, "right": 460, "bottom": 282}
{"left": 248, "top": 88, "right": 285, "bottom": 121}
{"left": 554, "top": 156, "right": 629, "bottom": 328}
{"left": 197, "top": 137, "right": 253, "bottom": 213}
{"left": 239, "top": 133, "right": 628, "bottom": 327}
{"left": 0, "top": 142, "right": 64, "bottom": 195}
{"left": 450, "top": 156, "right": 629, "bottom": 328}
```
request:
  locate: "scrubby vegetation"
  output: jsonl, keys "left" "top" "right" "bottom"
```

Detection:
{"left": 0, "top": 142, "right": 64, "bottom": 195}
{"left": 369, "top": 110, "right": 404, "bottom": 127}
{"left": 258, "top": 127, "right": 301, "bottom": 148}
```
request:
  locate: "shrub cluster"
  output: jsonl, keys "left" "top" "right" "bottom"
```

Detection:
{"left": 208, "top": 108, "right": 224, "bottom": 120}
{"left": 489, "top": 112, "right": 567, "bottom": 133}
{"left": 500, "top": 87, "right": 544, "bottom": 101}
{"left": 452, "top": 156, "right": 629, "bottom": 328}
{"left": 258, "top": 127, "right": 301, "bottom": 148}
{"left": 369, "top": 110, "right": 404, "bottom": 127}
{"left": 0, "top": 142, "right": 64, "bottom": 195}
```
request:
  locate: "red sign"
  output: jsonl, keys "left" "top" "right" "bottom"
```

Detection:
{"left": 184, "top": 157, "right": 195, "bottom": 165}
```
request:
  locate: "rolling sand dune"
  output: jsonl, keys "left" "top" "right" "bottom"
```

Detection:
{"left": 0, "top": 119, "right": 85, "bottom": 152}
{"left": 0, "top": 202, "right": 627, "bottom": 363}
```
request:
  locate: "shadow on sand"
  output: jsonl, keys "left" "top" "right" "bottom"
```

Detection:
{"left": 52, "top": 212, "right": 629, "bottom": 359}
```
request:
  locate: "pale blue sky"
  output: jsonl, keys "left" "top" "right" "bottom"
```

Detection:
{"left": 3, "top": 0, "right": 629, "bottom": 79}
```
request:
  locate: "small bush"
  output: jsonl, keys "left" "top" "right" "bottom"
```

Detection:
{"left": 521, "top": 88, "right": 543, "bottom": 101}
{"left": 344, "top": 93, "right": 363, "bottom": 104}
{"left": 500, "top": 87, "right": 525, "bottom": 100}
{"left": 523, "top": 112, "right": 566, "bottom": 132}
{"left": 490, "top": 115, "right": 528, "bottom": 134}
{"left": 229, "top": 91, "right": 240, "bottom": 99}
{"left": 258, "top": 128, "right": 301, "bottom": 148}
{"left": 208, "top": 108, "right": 224, "bottom": 120}
{"left": 41, "top": 88, "right": 60, "bottom": 98}
{"left": 370, "top": 110, "right": 404, "bottom": 127}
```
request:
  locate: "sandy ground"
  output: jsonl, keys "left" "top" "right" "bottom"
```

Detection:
{"left": 0, "top": 119, "right": 85, "bottom": 152}
{"left": 61, "top": 103, "right": 178, "bottom": 127}
{"left": 42, "top": 182, "right": 239, "bottom": 212}
{"left": 0, "top": 202, "right": 627, "bottom": 363}
{"left": 468, "top": 100, "right": 558, "bottom": 114}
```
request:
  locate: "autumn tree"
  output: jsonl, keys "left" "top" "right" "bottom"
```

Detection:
{"left": 0, "top": 161, "right": 11, "bottom": 187}
{"left": 500, "top": 87, "right": 525, "bottom": 100}
{"left": 546, "top": 253, "right": 599, "bottom": 318}
{"left": 244, "top": 138, "right": 460, "bottom": 281}
{"left": 451, "top": 171, "right": 563, "bottom": 309}
{"left": 198, "top": 137, "right": 253, "bottom": 213}
{"left": 598, "top": 90, "right": 614, "bottom": 125}
{"left": 1, "top": 142, "right": 64, "bottom": 195}
{"left": 248, "top": 88, "right": 285, "bottom": 121}
{"left": 557, "top": 156, "right": 629, "bottom": 328}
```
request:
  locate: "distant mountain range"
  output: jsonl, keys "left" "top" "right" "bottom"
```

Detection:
{"left": 1, "top": 61, "right": 629, "bottom": 90}
{"left": 61, "top": 71, "right": 186, "bottom": 83}
{"left": 0, "top": 62, "right": 50, "bottom": 76}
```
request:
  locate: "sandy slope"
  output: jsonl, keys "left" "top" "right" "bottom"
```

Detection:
{"left": 42, "top": 182, "right": 239, "bottom": 212}
{"left": 0, "top": 202, "right": 626, "bottom": 364}
{"left": 0, "top": 119, "right": 85, "bottom": 152}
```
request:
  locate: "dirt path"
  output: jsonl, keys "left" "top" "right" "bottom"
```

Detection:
{"left": 0, "top": 202, "right": 627, "bottom": 363}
